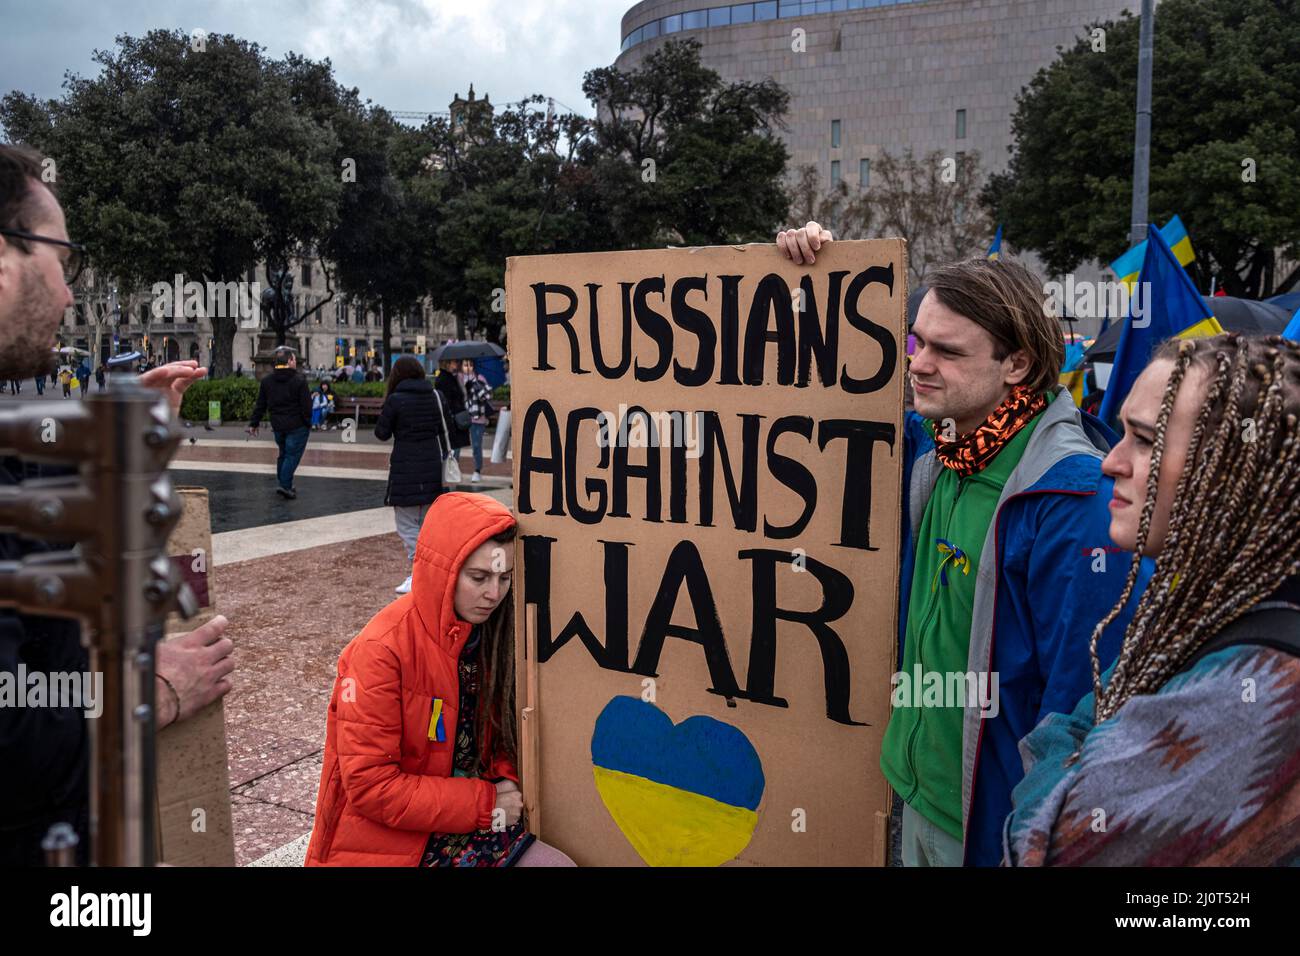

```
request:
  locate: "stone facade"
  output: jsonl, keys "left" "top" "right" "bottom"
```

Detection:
{"left": 616, "top": 0, "right": 1137, "bottom": 187}
{"left": 614, "top": 0, "right": 1142, "bottom": 327}
{"left": 59, "top": 257, "right": 459, "bottom": 373}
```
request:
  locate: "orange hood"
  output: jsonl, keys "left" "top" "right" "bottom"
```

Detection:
{"left": 410, "top": 492, "right": 515, "bottom": 650}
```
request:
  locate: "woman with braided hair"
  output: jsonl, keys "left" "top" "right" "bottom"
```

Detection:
{"left": 1004, "top": 333, "right": 1300, "bottom": 866}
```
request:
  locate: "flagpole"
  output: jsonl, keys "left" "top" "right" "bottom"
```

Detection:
{"left": 1129, "top": 0, "right": 1155, "bottom": 247}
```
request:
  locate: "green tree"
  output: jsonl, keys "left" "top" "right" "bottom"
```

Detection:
{"left": 1, "top": 30, "right": 341, "bottom": 375}
{"left": 408, "top": 95, "right": 591, "bottom": 344}
{"left": 581, "top": 39, "right": 790, "bottom": 248}
{"left": 328, "top": 122, "right": 430, "bottom": 370}
{"left": 983, "top": 0, "right": 1300, "bottom": 296}
{"left": 404, "top": 39, "right": 792, "bottom": 344}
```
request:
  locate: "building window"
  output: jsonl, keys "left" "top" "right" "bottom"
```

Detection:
{"left": 664, "top": 14, "right": 682, "bottom": 32}
{"left": 830, "top": 160, "right": 841, "bottom": 187}
{"left": 754, "top": 0, "right": 778, "bottom": 18}
{"left": 709, "top": 6, "right": 731, "bottom": 26}
{"left": 831, "top": 119, "right": 841, "bottom": 149}
{"left": 301, "top": 261, "right": 312, "bottom": 286}
{"left": 778, "top": 1, "right": 800, "bottom": 17}
{"left": 732, "top": 4, "right": 755, "bottom": 24}
{"left": 643, "top": 19, "right": 660, "bottom": 39}
{"left": 859, "top": 157, "right": 870, "bottom": 187}
{"left": 683, "top": 10, "right": 707, "bottom": 29}
{"left": 956, "top": 109, "right": 967, "bottom": 140}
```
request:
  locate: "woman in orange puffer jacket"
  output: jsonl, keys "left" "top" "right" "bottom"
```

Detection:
{"left": 305, "top": 492, "right": 573, "bottom": 866}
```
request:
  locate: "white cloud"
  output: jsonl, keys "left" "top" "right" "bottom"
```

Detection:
{"left": 0, "top": 0, "right": 623, "bottom": 119}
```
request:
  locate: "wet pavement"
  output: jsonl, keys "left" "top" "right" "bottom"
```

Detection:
{"left": 171, "top": 468, "right": 388, "bottom": 533}
{"left": 215, "top": 532, "right": 415, "bottom": 864}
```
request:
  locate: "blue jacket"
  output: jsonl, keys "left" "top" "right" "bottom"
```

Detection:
{"left": 898, "top": 389, "right": 1151, "bottom": 865}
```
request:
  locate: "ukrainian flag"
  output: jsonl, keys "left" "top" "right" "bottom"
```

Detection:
{"left": 1109, "top": 215, "right": 1196, "bottom": 293}
{"left": 987, "top": 224, "right": 1003, "bottom": 261}
{"left": 1098, "top": 224, "right": 1223, "bottom": 427}
{"left": 1060, "top": 369, "right": 1086, "bottom": 406}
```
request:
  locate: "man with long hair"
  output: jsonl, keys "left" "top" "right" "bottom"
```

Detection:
{"left": 779, "top": 222, "right": 1147, "bottom": 866}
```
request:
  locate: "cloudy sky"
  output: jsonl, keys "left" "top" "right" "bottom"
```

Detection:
{"left": 1, "top": 0, "right": 630, "bottom": 119}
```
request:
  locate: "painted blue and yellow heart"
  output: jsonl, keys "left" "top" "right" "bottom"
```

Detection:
{"left": 591, "top": 696, "right": 765, "bottom": 867}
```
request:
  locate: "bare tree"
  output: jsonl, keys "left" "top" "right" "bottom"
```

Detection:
{"left": 795, "top": 149, "right": 992, "bottom": 287}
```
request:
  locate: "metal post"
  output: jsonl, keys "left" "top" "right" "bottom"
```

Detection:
{"left": 1129, "top": 0, "right": 1156, "bottom": 247}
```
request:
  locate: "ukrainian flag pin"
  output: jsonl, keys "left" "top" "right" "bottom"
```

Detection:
{"left": 428, "top": 697, "right": 446, "bottom": 742}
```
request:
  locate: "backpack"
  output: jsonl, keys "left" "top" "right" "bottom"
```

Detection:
{"left": 1178, "top": 603, "right": 1300, "bottom": 674}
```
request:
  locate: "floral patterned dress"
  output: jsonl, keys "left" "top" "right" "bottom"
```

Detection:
{"left": 420, "top": 627, "right": 533, "bottom": 867}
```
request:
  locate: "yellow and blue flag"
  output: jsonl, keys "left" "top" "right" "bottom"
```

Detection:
{"left": 1098, "top": 224, "right": 1222, "bottom": 427}
{"left": 1109, "top": 215, "right": 1195, "bottom": 292}
{"left": 987, "top": 224, "right": 1003, "bottom": 261}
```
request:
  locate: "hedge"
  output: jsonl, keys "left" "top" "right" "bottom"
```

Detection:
{"left": 179, "top": 378, "right": 260, "bottom": 422}
{"left": 180, "top": 376, "right": 395, "bottom": 422}
{"left": 329, "top": 381, "right": 386, "bottom": 398}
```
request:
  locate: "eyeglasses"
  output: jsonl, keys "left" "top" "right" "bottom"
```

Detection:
{"left": 0, "top": 228, "right": 87, "bottom": 285}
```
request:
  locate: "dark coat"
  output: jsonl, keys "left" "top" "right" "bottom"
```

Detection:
{"left": 0, "top": 458, "right": 91, "bottom": 865}
{"left": 250, "top": 366, "right": 312, "bottom": 434}
{"left": 433, "top": 369, "right": 470, "bottom": 449}
{"left": 374, "top": 377, "right": 447, "bottom": 507}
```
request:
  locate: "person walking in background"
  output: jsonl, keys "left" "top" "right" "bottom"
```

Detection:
{"left": 76, "top": 359, "right": 89, "bottom": 398}
{"left": 247, "top": 346, "right": 312, "bottom": 500}
{"left": 33, "top": 371, "right": 44, "bottom": 395}
{"left": 94, "top": 364, "right": 105, "bottom": 391}
{"left": 58, "top": 366, "right": 71, "bottom": 397}
{"left": 434, "top": 357, "right": 470, "bottom": 472}
{"left": 374, "top": 356, "right": 446, "bottom": 595}
{"left": 461, "top": 359, "right": 493, "bottom": 483}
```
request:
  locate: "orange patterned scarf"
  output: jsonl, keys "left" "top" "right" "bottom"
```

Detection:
{"left": 931, "top": 385, "right": 1047, "bottom": 477}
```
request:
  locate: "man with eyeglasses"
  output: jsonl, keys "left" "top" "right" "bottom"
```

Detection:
{"left": 0, "top": 142, "right": 236, "bottom": 864}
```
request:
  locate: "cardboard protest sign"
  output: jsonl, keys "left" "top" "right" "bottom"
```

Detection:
{"left": 157, "top": 487, "right": 235, "bottom": 867}
{"left": 507, "top": 239, "right": 906, "bottom": 866}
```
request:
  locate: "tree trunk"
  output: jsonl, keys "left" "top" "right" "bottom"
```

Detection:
{"left": 381, "top": 301, "right": 392, "bottom": 372}
{"left": 210, "top": 315, "right": 236, "bottom": 378}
